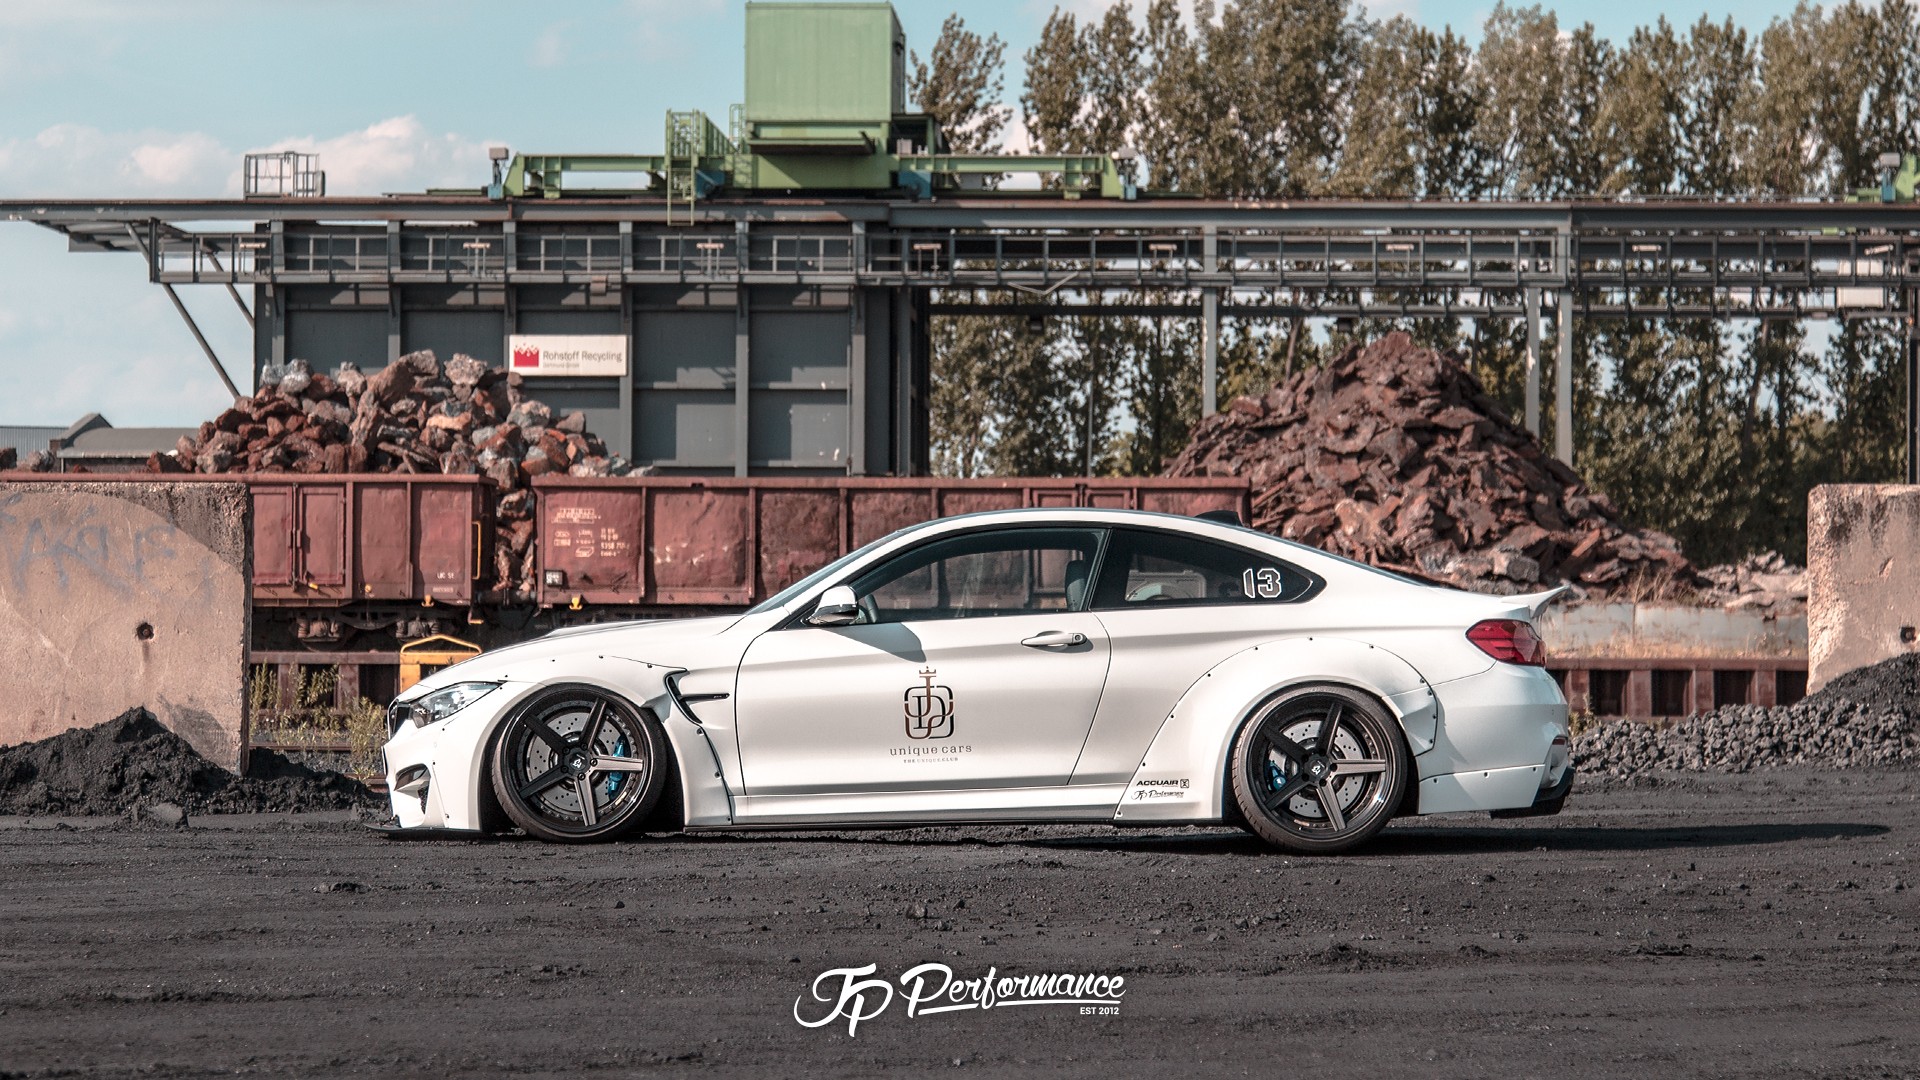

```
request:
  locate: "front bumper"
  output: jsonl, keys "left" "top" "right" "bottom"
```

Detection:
{"left": 380, "top": 686, "right": 523, "bottom": 832}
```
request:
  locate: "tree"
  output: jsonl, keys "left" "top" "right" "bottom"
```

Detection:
{"left": 910, "top": 14, "right": 1011, "bottom": 154}
{"left": 1474, "top": 5, "right": 1619, "bottom": 197}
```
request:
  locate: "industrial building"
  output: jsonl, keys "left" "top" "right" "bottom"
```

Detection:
{"left": 3, "top": 1, "right": 1916, "bottom": 482}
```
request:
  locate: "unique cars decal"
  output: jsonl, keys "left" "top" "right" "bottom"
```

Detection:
{"left": 904, "top": 666, "right": 955, "bottom": 740}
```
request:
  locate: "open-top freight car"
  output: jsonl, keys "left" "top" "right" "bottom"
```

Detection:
{"left": 233, "top": 474, "right": 1252, "bottom": 644}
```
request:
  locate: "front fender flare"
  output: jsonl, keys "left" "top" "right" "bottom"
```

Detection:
{"left": 431, "top": 655, "right": 732, "bottom": 831}
{"left": 1115, "top": 636, "right": 1437, "bottom": 823}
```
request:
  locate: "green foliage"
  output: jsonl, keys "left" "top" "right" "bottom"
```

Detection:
{"left": 914, "top": 1, "right": 1920, "bottom": 564}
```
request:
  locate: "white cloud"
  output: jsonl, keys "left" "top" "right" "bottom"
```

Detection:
{"left": 0, "top": 124, "right": 231, "bottom": 197}
{"left": 0, "top": 115, "right": 497, "bottom": 424}
{"left": 253, "top": 116, "right": 490, "bottom": 195}
{"left": 0, "top": 115, "right": 494, "bottom": 199}
{"left": 531, "top": 23, "right": 570, "bottom": 68}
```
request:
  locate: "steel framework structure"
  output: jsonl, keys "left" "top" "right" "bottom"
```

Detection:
{"left": 6, "top": 193, "right": 1919, "bottom": 478}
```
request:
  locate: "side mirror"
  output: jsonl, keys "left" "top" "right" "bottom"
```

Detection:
{"left": 806, "top": 584, "right": 860, "bottom": 627}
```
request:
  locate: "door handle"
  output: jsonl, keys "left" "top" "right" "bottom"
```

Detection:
{"left": 1021, "top": 630, "right": 1087, "bottom": 650}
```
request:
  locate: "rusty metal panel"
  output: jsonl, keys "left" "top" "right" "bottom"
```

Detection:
{"left": 1028, "top": 486, "right": 1079, "bottom": 509}
{"left": 849, "top": 488, "right": 934, "bottom": 547}
{"left": 251, "top": 485, "right": 295, "bottom": 589}
{"left": 1136, "top": 481, "right": 1249, "bottom": 519}
{"left": 538, "top": 486, "right": 644, "bottom": 606}
{"left": 934, "top": 485, "right": 1023, "bottom": 518}
{"left": 297, "top": 486, "right": 348, "bottom": 596}
{"left": 355, "top": 482, "right": 412, "bottom": 600}
{"left": 650, "top": 486, "right": 751, "bottom": 603}
{"left": 756, "top": 488, "right": 842, "bottom": 598}
{"left": 415, "top": 484, "right": 475, "bottom": 602}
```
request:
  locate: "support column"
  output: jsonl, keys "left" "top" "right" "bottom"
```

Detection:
{"left": 734, "top": 221, "right": 752, "bottom": 477}
{"left": 894, "top": 287, "right": 913, "bottom": 475}
{"left": 1201, "top": 226, "right": 1220, "bottom": 416}
{"left": 386, "top": 222, "right": 401, "bottom": 364}
{"left": 500, "top": 222, "right": 518, "bottom": 370}
{"left": 267, "top": 284, "right": 284, "bottom": 371}
{"left": 1907, "top": 288, "right": 1919, "bottom": 484}
{"left": 734, "top": 300, "right": 751, "bottom": 478}
{"left": 618, "top": 283, "right": 635, "bottom": 461}
{"left": 1524, "top": 287, "right": 1541, "bottom": 437}
{"left": 849, "top": 288, "right": 867, "bottom": 476}
{"left": 269, "top": 221, "right": 287, "bottom": 375}
{"left": 1555, "top": 291, "right": 1574, "bottom": 464}
{"left": 386, "top": 291, "right": 402, "bottom": 365}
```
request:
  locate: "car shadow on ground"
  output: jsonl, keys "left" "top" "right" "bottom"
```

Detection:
{"left": 605, "top": 820, "right": 1890, "bottom": 857}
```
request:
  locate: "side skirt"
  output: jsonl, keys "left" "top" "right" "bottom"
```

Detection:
{"left": 725, "top": 784, "right": 1129, "bottom": 827}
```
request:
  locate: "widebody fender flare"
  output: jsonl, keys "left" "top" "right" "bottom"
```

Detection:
{"left": 1114, "top": 636, "right": 1438, "bottom": 823}
{"left": 436, "top": 654, "right": 733, "bottom": 832}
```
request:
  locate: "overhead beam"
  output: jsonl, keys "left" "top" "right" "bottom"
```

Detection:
{"left": 125, "top": 224, "right": 243, "bottom": 402}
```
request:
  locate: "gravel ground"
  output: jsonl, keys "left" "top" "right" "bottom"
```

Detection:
{"left": 0, "top": 710, "right": 379, "bottom": 816}
{"left": 1576, "top": 654, "right": 1920, "bottom": 778}
{"left": 1, "top": 768, "right": 1916, "bottom": 1079}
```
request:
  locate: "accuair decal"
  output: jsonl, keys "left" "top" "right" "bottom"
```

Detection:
{"left": 903, "top": 667, "right": 954, "bottom": 740}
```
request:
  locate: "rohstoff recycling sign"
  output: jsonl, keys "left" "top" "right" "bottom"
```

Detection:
{"left": 508, "top": 335, "right": 628, "bottom": 377}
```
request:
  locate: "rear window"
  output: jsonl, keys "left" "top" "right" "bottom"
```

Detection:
{"left": 1090, "top": 528, "right": 1320, "bottom": 609}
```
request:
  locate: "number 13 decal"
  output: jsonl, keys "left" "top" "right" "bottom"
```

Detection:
{"left": 1242, "top": 567, "right": 1285, "bottom": 599}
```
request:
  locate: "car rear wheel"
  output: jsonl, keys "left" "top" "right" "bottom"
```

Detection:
{"left": 490, "top": 685, "right": 667, "bottom": 843}
{"left": 1229, "top": 685, "right": 1407, "bottom": 855}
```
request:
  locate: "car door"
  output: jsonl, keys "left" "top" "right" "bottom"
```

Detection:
{"left": 733, "top": 525, "right": 1111, "bottom": 798}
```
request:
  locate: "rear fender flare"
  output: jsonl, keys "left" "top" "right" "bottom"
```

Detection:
{"left": 1116, "top": 636, "right": 1437, "bottom": 822}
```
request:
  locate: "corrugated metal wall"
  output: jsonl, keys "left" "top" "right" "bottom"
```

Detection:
{"left": 257, "top": 254, "right": 923, "bottom": 477}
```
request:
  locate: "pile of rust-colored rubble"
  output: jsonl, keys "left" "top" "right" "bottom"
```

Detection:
{"left": 1163, "top": 332, "right": 1699, "bottom": 599}
{"left": 150, "top": 351, "right": 635, "bottom": 599}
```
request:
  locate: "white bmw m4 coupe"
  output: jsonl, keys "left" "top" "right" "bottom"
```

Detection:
{"left": 381, "top": 508, "right": 1572, "bottom": 854}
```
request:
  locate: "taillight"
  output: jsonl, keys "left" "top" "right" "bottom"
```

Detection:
{"left": 1467, "top": 619, "right": 1546, "bottom": 666}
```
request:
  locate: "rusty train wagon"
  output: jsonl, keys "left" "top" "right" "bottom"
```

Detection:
{"left": 530, "top": 477, "right": 1252, "bottom": 610}
{"left": 247, "top": 474, "right": 1250, "bottom": 643}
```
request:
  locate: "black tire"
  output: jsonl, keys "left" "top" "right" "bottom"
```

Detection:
{"left": 1229, "top": 685, "right": 1407, "bottom": 855}
{"left": 489, "top": 684, "right": 668, "bottom": 843}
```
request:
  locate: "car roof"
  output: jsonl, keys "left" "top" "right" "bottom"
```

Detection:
{"left": 898, "top": 505, "right": 1335, "bottom": 566}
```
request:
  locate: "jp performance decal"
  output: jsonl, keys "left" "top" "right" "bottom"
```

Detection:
{"left": 903, "top": 666, "right": 954, "bottom": 740}
{"left": 795, "top": 963, "right": 1125, "bottom": 1037}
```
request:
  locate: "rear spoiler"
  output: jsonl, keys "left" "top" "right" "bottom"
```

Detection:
{"left": 1508, "top": 584, "right": 1571, "bottom": 620}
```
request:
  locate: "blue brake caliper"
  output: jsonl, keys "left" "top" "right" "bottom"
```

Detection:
{"left": 605, "top": 736, "right": 627, "bottom": 797}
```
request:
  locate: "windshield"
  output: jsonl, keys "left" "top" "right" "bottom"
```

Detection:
{"left": 745, "top": 522, "right": 936, "bottom": 614}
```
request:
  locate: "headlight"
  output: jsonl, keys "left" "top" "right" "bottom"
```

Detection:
{"left": 407, "top": 682, "right": 501, "bottom": 727}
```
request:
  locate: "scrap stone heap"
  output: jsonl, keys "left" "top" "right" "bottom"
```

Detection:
{"left": 1163, "top": 331, "right": 1699, "bottom": 599}
{"left": 150, "top": 351, "right": 637, "bottom": 599}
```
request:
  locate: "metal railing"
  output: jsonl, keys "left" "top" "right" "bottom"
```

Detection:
{"left": 243, "top": 152, "right": 325, "bottom": 198}
{"left": 144, "top": 224, "right": 1918, "bottom": 314}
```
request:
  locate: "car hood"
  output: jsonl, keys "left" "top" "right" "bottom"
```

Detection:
{"left": 400, "top": 614, "right": 745, "bottom": 699}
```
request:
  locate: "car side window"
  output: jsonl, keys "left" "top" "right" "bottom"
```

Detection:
{"left": 841, "top": 527, "right": 1105, "bottom": 623}
{"left": 1090, "top": 528, "right": 1320, "bottom": 609}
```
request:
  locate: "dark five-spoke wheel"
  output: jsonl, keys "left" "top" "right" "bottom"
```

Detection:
{"left": 1229, "top": 685, "right": 1406, "bottom": 855}
{"left": 489, "top": 685, "right": 668, "bottom": 842}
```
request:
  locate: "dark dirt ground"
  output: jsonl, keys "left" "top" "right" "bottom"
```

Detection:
{"left": 1, "top": 768, "right": 1916, "bottom": 1079}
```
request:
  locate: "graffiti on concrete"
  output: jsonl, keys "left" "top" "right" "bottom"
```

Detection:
{"left": 0, "top": 493, "right": 219, "bottom": 603}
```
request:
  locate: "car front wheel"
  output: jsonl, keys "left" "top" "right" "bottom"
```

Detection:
{"left": 1229, "top": 685, "right": 1407, "bottom": 855}
{"left": 489, "top": 685, "right": 668, "bottom": 842}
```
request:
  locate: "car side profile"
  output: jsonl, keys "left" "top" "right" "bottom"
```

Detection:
{"left": 381, "top": 508, "right": 1572, "bottom": 854}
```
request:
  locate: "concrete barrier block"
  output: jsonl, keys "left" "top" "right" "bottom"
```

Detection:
{"left": 0, "top": 480, "right": 249, "bottom": 769}
{"left": 1808, "top": 484, "right": 1920, "bottom": 691}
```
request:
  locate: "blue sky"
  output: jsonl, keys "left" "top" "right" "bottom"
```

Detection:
{"left": 0, "top": 0, "right": 1807, "bottom": 426}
